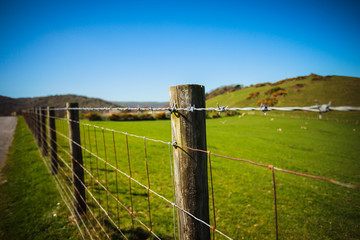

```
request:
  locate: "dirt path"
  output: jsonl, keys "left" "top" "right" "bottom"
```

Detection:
{"left": 0, "top": 117, "right": 17, "bottom": 169}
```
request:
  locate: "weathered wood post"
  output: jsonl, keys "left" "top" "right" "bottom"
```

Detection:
{"left": 169, "top": 84, "right": 210, "bottom": 240}
{"left": 41, "top": 107, "right": 48, "bottom": 156}
{"left": 33, "top": 107, "right": 38, "bottom": 139}
{"left": 47, "top": 107, "right": 58, "bottom": 175}
{"left": 36, "top": 107, "right": 41, "bottom": 147}
{"left": 67, "top": 102, "right": 86, "bottom": 215}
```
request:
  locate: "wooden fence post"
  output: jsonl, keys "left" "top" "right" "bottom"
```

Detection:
{"left": 36, "top": 107, "right": 41, "bottom": 147}
{"left": 33, "top": 107, "right": 38, "bottom": 142}
{"left": 169, "top": 84, "right": 210, "bottom": 240}
{"left": 41, "top": 107, "right": 48, "bottom": 156}
{"left": 47, "top": 107, "right": 58, "bottom": 175}
{"left": 67, "top": 102, "right": 86, "bottom": 215}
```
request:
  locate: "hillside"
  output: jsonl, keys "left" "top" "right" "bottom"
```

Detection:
{"left": 2, "top": 74, "right": 359, "bottom": 116}
{"left": 0, "top": 95, "right": 120, "bottom": 116}
{"left": 111, "top": 101, "right": 169, "bottom": 108}
{"left": 205, "top": 84, "right": 243, "bottom": 100}
{"left": 206, "top": 74, "right": 360, "bottom": 108}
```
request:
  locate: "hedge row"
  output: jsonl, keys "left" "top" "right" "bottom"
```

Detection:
{"left": 83, "top": 112, "right": 170, "bottom": 121}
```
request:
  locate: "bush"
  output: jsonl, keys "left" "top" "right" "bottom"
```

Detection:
{"left": 254, "top": 83, "right": 268, "bottom": 88}
{"left": 265, "top": 87, "right": 285, "bottom": 95}
{"left": 139, "top": 113, "right": 154, "bottom": 120}
{"left": 226, "top": 111, "right": 240, "bottom": 117}
{"left": 256, "top": 97, "right": 278, "bottom": 106}
{"left": 108, "top": 113, "right": 121, "bottom": 121}
{"left": 83, "top": 112, "right": 102, "bottom": 121}
{"left": 118, "top": 113, "right": 140, "bottom": 121}
{"left": 271, "top": 89, "right": 286, "bottom": 97}
{"left": 154, "top": 112, "right": 169, "bottom": 120}
{"left": 246, "top": 91, "right": 259, "bottom": 100}
{"left": 270, "top": 79, "right": 287, "bottom": 86}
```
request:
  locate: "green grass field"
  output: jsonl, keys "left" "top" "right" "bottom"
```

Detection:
{"left": 0, "top": 117, "right": 80, "bottom": 239}
{"left": 2, "top": 113, "right": 360, "bottom": 240}
{"left": 51, "top": 112, "right": 360, "bottom": 240}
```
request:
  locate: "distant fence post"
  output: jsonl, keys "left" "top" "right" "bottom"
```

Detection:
{"left": 41, "top": 107, "right": 48, "bottom": 156}
{"left": 33, "top": 107, "right": 38, "bottom": 141}
{"left": 36, "top": 107, "right": 41, "bottom": 147}
{"left": 47, "top": 106, "right": 58, "bottom": 175}
{"left": 169, "top": 84, "right": 210, "bottom": 240}
{"left": 67, "top": 102, "right": 86, "bottom": 216}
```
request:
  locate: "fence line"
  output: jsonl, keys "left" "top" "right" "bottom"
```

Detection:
{"left": 50, "top": 104, "right": 360, "bottom": 113}
{"left": 33, "top": 109, "right": 167, "bottom": 239}
{"left": 37, "top": 112, "right": 360, "bottom": 190}
{"left": 22, "top": 88, "right": 360, "bottom": 240}
{"left": 23, "top": 107, "right": 360, "bottom": 239}
{"left": 32, "top": 116, "right": 90, "bottom": 240}
{"left": 38, "top": 111, "right": 104, "bottom": 239}
{"left": 24, "top": 108, "right": 236, "bottom": 239}
{"left": 50, "top": 115, "right": 232, "bottom": 239}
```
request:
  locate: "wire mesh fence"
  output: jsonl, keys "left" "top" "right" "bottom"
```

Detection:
{"left": 22, "top": 100, "right": 360, "bottom": 240}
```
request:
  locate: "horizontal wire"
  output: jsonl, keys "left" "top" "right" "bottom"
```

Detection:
{"left": 177, "top": 145, "right": 360, "bottom": 189}
{"left": 48, "top": 115, "right": 172, "bottom": 145}
{"left": 29, "top": 104, "right": 360, "bottom": 113}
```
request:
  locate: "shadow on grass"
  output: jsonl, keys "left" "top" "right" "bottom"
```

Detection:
{"left": 104, "top": 220, "right": 171, "bottom": 240}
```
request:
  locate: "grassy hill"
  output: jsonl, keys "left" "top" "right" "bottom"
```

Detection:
{"left": 0, "top": 94, "right": 120, "bottom": 116}
{"left": 111, "top": 101, "right": 169, "bottom": 108}
{"left": 206, "top": 74, "right": 360, "bottom": 108}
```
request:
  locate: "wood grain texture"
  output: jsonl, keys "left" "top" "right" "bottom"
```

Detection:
{"left": 169, "top": 85, "right": 210, "bottom": 240}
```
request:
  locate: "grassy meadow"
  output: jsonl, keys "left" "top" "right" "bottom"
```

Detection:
{"left": 0, "top": 117, "right": 80, "bottom": 239}
{"left": 50, "top": 111, "right": 360, "bottom": 240}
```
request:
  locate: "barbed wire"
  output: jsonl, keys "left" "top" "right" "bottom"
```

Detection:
{"left": 47, "top": 102, "right": 360, "bottom": 114}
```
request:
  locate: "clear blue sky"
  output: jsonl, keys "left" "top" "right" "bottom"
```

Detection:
{"left": 1, "top": 0, "right": 359, "bottom": 101}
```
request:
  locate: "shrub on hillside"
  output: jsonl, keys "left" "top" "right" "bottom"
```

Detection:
{"left": 271, "top": 89, "right": 286, "bottom": 97}
{"left": 254, "top": 83, "right": 268, "bottom": 88}
{"left": 256, "top": 97, "right": 278, "bottom": 106}
{"left": 270, "top": 79, "right": 287, "bottom": 86}
{"left": 290, "top": 83, "right": 305, "bottom": 92}
{"left": 246, "top": 91, "right": 259, "bottom": 100}
{"left": 265, "top": 87, "right": 285, "bottom": 95}
{"left": 83, "top": 112, "right": 102, "bottom": 121}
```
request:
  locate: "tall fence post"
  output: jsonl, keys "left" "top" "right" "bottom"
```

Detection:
{"left": 41, "top": 107, "right": 48, "bottom": 156}
{"left": 47, "top": 106, "right": 58, "bottom": 175}
{"left": 169, "top": 84, "right": 210, "bottom": 240}
{"left": 67, "top": 102, "right": 86, "bottom": 216}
